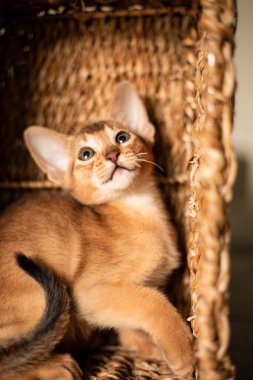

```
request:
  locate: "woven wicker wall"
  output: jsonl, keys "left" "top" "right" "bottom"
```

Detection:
{"left": 0, "top": 1, "right": 236, "bottom": 379}
{"left": 187, "top": 1, "right": 237, "bottom": 378}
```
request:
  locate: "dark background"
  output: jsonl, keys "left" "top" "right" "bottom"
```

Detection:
{"left": 229, "top": 1, "right": 253, "bottom": 378}
{"left": 230, "top": 157, "right": 253, "bottom": 380}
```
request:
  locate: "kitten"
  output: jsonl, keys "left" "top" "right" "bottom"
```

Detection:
{"left": 0, "top": 82, "right": 194, "bottom": 379}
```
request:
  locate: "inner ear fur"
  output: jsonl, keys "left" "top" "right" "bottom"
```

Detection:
{"left": 109, "top": 81, "right": 155, "bottom": 144}
{"left": 24, "top": 126, "right": 72, "bottom": 185}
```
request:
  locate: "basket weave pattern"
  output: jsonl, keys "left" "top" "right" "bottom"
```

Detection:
{"left": 187, "top": 2, "right": 236, "bottom": 378}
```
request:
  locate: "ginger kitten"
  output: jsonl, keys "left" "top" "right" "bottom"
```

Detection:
{"left": 0, "top": 82, "right": 194, "bottom": 379}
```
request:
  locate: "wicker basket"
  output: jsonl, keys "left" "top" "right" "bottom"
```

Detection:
{"left": 0, "top": 1, "right": 237, "bottom": 379}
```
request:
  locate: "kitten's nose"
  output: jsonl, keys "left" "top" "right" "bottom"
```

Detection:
{"left": 105, "top": 147, "right": 120, "bottom": 163}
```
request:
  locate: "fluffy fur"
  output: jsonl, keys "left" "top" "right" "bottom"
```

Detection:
{"left": 0, "top": 82, "right": 194, "bottom": 379}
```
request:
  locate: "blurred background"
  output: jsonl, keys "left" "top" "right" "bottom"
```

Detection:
{"left": 230, "top": 1, "right": 253, "bottom": 378}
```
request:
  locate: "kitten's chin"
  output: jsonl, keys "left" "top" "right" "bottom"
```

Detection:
{"left": 70, "top": 169, "right": 138, "bottom": 205}
{"left": 101, "top": 167, "right": 137, "bottom": 191}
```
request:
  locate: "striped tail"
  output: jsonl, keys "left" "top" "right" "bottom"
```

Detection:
{"left": 0, "top": 253, "right": 71, "bottom": 377}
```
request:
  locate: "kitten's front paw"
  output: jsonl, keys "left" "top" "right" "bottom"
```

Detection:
{"left": 162, "top": 317, "right": 195, "bottom": 378}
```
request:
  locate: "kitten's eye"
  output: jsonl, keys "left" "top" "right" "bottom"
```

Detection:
{"left": 116, "top": 131, "right": 130, "bottom": 144}
{"left": 78, "top": 148, "right": 94, "bottom": 161}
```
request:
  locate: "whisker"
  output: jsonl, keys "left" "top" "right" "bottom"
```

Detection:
{"left": 136, "top": 152, "right": 148, "bottom": 156}
{"left": 137, "top": 158, "right": 165, "bottom": 173}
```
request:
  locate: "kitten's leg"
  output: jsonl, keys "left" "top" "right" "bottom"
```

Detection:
{"left": 74, "top": 283, "right": 195, "bottom": 377}
{"left": 119, "top": 328, "right": 160, "bottom": 358}
{"left": 2, "top": 353, "right": 82, "bottom": 380}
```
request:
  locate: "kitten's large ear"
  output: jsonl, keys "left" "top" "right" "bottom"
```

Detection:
{"left": 109, "top": 81, "right": 155, "bottom": 144}
{"left": 24, "top": 126, "right": 71, "bottom": 185}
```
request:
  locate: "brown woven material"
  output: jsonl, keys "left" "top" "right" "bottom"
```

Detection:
{"left": 0, "top": 1, "right": 236, "bottom": 379}
{"left": 186, "top": 1, "right": 236, "bottom": 379}
{"left": 79, "top": 346, "right": 177, "bottom": 380}
{"left": 0, "top": 1, "right": 193, "bottom": 20}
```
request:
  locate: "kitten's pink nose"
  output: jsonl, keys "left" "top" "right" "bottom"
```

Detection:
{"left": 105, "top": 148, "right": 120, "bottom": 164}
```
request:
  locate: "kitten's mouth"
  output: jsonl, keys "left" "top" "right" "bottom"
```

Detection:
{"left": 102, "top": 165, "right": 136, "bottom": 184}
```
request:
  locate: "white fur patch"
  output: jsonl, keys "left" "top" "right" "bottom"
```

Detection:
{"left": 102, "top": 168, "right": 137, "bottom": 191}
{"left": 122, "top": 193, "right": 158, "bottom": 214}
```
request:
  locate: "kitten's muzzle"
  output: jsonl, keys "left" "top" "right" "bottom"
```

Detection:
{"left": 102, "top": 163, "right": 136, "bottom": 185}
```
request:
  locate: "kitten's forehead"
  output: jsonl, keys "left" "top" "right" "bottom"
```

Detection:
{"left": 76, "top": 120, "right": 128, "bottom": 150}
{"left": 81, "top": 121, "right": 107, "bottom": 135}
{"left": 78, "top": 120, "right": 123, "bottom": 136}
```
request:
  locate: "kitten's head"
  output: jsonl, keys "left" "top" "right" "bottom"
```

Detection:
{"left": 24, "top": 82, "right": 156, "bottom": 205}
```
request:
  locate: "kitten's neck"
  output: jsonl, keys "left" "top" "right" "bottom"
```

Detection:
{"left": 107, "top": 179, "right": 164, "bottom": 214}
